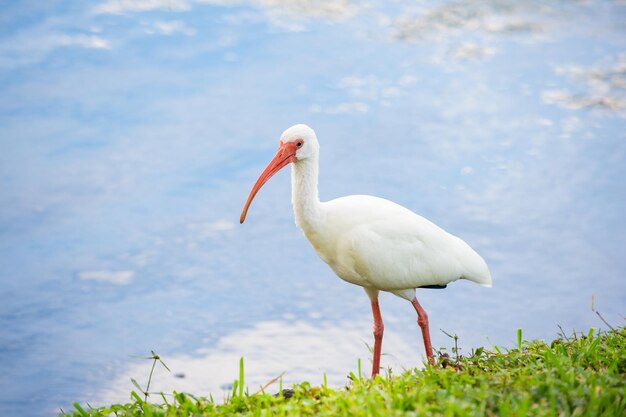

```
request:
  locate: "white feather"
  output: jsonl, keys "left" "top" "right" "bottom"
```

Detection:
{"left": 280, "top": 125, "right": 492, "bottom": 300}
{"left": 309, "top": 195, "right": 491, "bottom": 293}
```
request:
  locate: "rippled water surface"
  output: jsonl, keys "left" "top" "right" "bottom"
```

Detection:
{"left": 1, "top": 1, "right": 625, "bottom": 415}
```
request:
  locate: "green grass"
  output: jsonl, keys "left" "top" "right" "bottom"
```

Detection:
{"left": 60, "top": 327, "right": 625, "bottom": 417}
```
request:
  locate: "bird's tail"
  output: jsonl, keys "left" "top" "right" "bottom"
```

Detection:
{"left": 463, "top": 251, "right": 493, "bottom": 288}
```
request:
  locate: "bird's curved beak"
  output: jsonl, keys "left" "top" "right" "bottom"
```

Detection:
{"left": 240, "top": 141, "right": 298, "bottom": 224}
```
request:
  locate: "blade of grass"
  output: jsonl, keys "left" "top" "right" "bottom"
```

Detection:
{"left": 145, "top": 358, "right": 158, "bottom": 401}
{"left": 238, "top": 357, "right": 245, "bottom": 397}
{"left": 591, "top": 296, "right": 615, "bottom": 330}
{"left": 254, "top": 372, "right": 285, "bottom": 395}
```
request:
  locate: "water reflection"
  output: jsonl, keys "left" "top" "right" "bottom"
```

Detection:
{"left": 542, "top": 55, "right": 626, "bottom": 113}
{"left": 96, "top": 318, "right": 420, "bottom": 406}
{"left": 0, "top": 0, "right": 625, "bottom": 416}
{"left": 387, "top": 0, "right": 548, "bottom": 42}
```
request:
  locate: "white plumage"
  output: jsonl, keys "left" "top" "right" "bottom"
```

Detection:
{"left": 305, "top": 195, "right": 491, "bottom": 296}
{"left": 241, "top": 124, "right": 492, "bottom": 376}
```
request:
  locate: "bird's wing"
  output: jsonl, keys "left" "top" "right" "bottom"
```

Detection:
{"left": 343, "top": 218, "right": 468, "bottom": 290}
{"left": 319, "top": 195, "right": 492, "bottom": 290}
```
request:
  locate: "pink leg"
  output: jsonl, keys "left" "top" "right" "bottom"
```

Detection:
{"left": 411, "top": 297, "right": 434, "bottom": 364}
{"left": 370, "top": 298, "right": 384, "bottom": 377}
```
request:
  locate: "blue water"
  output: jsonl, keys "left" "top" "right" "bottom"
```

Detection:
{"left": 1, "top": 1, "right": 625, "bottom": 415}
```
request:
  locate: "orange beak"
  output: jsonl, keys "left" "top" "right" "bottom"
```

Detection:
{"left": 240, "top": 141, "right": 299, "bottom": 224}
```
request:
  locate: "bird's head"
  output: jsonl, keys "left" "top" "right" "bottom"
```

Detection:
{"left": 279, "top": 124, "right": 319, "bottom": 161}
{"left": 240, "top": 124, "right": 318, "bottom": 224}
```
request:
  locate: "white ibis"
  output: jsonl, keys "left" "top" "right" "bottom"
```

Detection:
{"left": 240, "top": 124, "right": 492, "bottom": 377}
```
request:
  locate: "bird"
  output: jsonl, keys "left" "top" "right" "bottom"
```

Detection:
{"left": 240, "top": 124, "right": 492, "bottom": 377}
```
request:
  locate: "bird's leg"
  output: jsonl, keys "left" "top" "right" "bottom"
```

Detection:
{"left": 370, "top": 298, "right": 384, "bottom": 378}
{"left": 411, "top": 297, "right": 434, "bottom": 365}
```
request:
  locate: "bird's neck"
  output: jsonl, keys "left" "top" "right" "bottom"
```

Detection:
{"left": 291, "top": 157, "right": 323, "bottom": 233}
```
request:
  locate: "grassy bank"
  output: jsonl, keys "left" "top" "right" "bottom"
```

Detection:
{"left": 61, "top": 327, "right": 625, "bottom": 417}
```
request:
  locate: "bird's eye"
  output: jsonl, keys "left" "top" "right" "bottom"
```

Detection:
{"left": 296, "top": 141, "right": 303, "bottom": 148}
